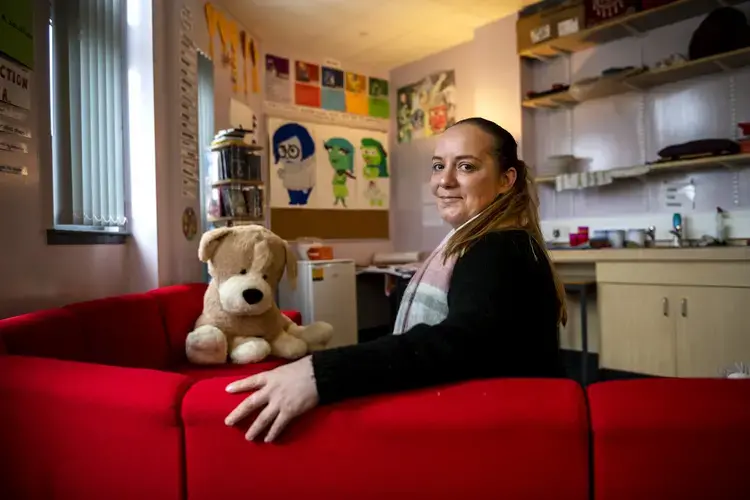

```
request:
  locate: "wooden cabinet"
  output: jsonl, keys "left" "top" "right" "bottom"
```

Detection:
{"left": 599, "top": 281, "right": 750, "bottom": 378}
{"left": 599, "top": 284, "right": 677, "bottom": 376}
{"left": 675, "top": 286, "right": 750, "bottom": 377}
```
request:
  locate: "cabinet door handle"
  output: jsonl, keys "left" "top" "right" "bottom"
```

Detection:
{"left": 681, "top": 298, "right": 687, "bottom": 317}
{"left": 662, "top": 297, "right": 669, "bottom": 317}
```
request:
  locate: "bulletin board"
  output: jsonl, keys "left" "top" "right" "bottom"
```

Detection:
{"left": 267, "top": 117, "right": 390, "bottom": 240}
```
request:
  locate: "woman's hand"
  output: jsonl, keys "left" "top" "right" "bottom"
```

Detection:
{"left": 224, "top": 355, "right": 319, "bottom": 443}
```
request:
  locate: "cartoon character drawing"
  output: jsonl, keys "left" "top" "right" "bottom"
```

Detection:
{"left": 346, "top": 73, "right": 365, "bottom": 93}
{"left": 364, "top": 180, "right": 385, "bottom": 207}
{"left": 272, "top": 123, "right": 316, "bottom": 206}
{"left": 324, "top": 137, "right": 355, "bottom": 208}
{"left": 360, "top": 138, "right": 389, "bottom": 179}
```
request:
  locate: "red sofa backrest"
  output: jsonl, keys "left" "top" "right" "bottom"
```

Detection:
{"left": 148, "top": 283, "right": 208, "bottom": 366}
{"left": 0, "top": 283, "right": 209, "bottom": 370}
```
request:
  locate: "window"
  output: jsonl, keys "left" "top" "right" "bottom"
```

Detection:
{"left": 49, "top": 0, "right": 128, "bottom": 236}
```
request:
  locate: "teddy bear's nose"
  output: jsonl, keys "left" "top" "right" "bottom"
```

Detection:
{"left": 242, "top": 288, "right": 264, "bottom": 305}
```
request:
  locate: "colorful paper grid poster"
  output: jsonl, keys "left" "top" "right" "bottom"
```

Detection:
{"left": 344, "top": 72, "right": 368, "bottom": 115}
{"left": 321, "top": 66, "right": 345, "bottom": 112}
{"left": 265, "top": 54, "right": 291, "bottom": 103}
{"left": 267, "top": 117, "right": 389, "bottom": 211}
{"left": 396, "top": 69, "right": 456, "bottom": 144}
{"left": 294, "top": 61, "right": 321, "bottom": 107}
{"left": 368, "top": 77, "right": 389, "bottom": 119}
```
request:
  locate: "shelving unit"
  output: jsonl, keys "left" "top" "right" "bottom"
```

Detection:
{"left": 536, "top": 153, "right": 750, "bottom": 185}
{"left": 205, "top": 128, "right": 266, "bottom": 228}
{"left": 523, "top": 47, "right": 750, "bottom": 109}
{"left": 520, "top": 0, "right": 748, "bottom": 60}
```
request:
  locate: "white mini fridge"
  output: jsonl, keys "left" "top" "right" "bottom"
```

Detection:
{"left": 278, "top": 259, "right": 359, "bottom": 349}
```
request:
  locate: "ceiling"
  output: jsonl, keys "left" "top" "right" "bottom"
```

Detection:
{"left": 221, "top": 0, "right": 531, "bottom": 69}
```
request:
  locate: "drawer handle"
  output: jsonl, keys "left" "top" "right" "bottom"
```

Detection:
{"left": 681, "top": 298, "right": 687, "bottom": 318}
{"left": 662, "top": 297, "right": 669, "bottom": 317}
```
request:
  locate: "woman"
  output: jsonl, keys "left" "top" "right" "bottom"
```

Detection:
{"left": 224, "top": 117, "right": 567, "bottom": 442}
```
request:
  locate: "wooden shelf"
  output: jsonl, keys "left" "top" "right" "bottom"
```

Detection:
{"left": 536, "top": 153, "right": 750, "bottom": 184}
{"left": 211, "top": 179, "right": 263, "bottom": 187}
{"left": 520, "top": 0, "right": 748, "bottom": 60}
{"left": 523, "top": 47, "right": 750, "bottom": 110}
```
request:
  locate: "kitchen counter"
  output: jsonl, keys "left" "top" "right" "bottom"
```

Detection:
{"left": 549, "top": 246, "right": 750, "bottom": 263}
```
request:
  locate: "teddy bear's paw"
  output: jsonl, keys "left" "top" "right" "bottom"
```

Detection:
{"left": 186, "top": 325, "right": 228, "bottom": 364}
{"left": 230, "top": 337, "right": 272, "bottom": 364}
{"left": 271, "top": 332, "right": 308, "bottom": 359}
{"left": 295, "top": 321, "right": 334, "bottom": 347}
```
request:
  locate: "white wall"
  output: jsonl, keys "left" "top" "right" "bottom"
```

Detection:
{"left": 525, "top": 6, "right": 750, "bottom": 241}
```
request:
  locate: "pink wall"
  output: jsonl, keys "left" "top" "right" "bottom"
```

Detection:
{"left": 0, "top": 0, "right": 143, "bottom": 319}
{"left": 388, "top": 14, "right": 522, "bottom": 253}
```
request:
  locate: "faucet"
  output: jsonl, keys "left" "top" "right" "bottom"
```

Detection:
{"left": 645, "top": 226, "right": 656, "bottom": 247}
{"left": 670, "top": 213, "right": 684, "bottom": 247}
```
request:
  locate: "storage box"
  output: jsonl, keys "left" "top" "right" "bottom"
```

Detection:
{"left": 517, "top": 0, "right": 586, "bottom": 53}
{"left": 584, "top": 0, "right": 642, "bottom": 28}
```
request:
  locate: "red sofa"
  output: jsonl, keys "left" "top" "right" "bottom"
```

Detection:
{"left": 0, "top": 283, "right": 748, "bottom": 500}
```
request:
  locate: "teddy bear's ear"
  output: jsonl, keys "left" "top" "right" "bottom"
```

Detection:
{"left": 284, "top": 241, "right": 298, "bottom": 289}
{"left": 198, "top": 227, "right": 233, "bottom": 263}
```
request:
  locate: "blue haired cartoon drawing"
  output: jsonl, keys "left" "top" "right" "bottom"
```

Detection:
{"left": 272, "top": 123, "right": 316, "bottom": 206}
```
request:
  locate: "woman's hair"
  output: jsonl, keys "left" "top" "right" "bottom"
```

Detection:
{"left": 441, "top": 117, "right": 568, "bottom": 326}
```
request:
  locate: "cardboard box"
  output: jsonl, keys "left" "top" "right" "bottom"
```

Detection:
{"left": 517, "top": 0, "right": 587, "bottom": 53}
{"left": 584, "top": 0, "right": 642, "bottom": 28}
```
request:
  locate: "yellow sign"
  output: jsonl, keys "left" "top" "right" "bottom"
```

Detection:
{"left": 311, "top": 267, "right": 324, "bottom": 282}
{"left": 204, "top": 3, "right": 259, "bottom": 96}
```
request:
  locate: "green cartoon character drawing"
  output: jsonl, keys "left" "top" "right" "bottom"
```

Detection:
{"left": 324, "top": 137, "right": 356, "bottom": 207}
{"left": 360, "top": 138, "right": 388, "bottom": 179}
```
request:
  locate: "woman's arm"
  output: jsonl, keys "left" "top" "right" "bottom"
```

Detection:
{"left": 311, "top": 230, "right": 559, "bottom": 404}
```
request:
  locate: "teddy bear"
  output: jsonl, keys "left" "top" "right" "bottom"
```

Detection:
{"left": 185, "top": 224, "right": 334, "bottom": 365}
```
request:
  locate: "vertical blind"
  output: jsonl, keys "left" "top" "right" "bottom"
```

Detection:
{"left": 55, "top": 0, "right": 127, "bottom": 228}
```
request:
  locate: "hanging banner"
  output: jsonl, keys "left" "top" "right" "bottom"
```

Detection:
{"left": 0, "top": 0, "right": 34, "bottom": 69}
{"left": 0, "top": 54, "right": 31, "bottom": 110}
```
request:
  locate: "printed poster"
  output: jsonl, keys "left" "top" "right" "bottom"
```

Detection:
{"left": 0, "top": 0, "right": 34, "bottom": 69}
{"left": 397, "top": 69, "right": 456, "bottom": 144}
{"left": 294, "top": 61, "right": 321, "bottom": 108}
{"left": 205, "top": 3, "right": 259, "bottom": 96}
{"left": 265, "top": 54, "right": 291, "bottom": 104}
{"left": 321, "top": 66, "right": 345, "bottom": 112}
{"left": 267, "top": 117, "right": 389, "bottom": 211}
{"left": 0, "top": 54, "right": 31, "bottom": 110}
{"left": 268, "top": 118, "right": 321, "bottom": 209}
{"left": 368, "top": 77, "right": 389, "bottom": 119}
{"left": 344, "top": 72, "right": 367, "bottom": 115}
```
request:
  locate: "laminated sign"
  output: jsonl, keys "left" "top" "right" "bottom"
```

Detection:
{"left": 0, "top": 54, "right": 30, "bottom": 110}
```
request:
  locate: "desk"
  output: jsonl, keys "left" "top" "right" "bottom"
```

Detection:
{"left": 562, "top": 277, "right": 597, "bottom": 385}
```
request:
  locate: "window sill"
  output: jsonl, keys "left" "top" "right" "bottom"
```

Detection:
{"left": 47, "top": 226, "right": 130, "bottom": 245}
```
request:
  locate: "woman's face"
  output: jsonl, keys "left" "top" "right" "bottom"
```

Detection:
{"left": 430, "top": 124, "right": 516, "bottom": 228}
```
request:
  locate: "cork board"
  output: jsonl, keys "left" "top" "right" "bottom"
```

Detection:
{"left": 270, "top": 208, "right": 389, "bottom": 240}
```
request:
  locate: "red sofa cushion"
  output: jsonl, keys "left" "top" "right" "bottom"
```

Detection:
{"left": 65, "top": 293, "right": 171, "bottom": 369}
{"left": 182, "top": 377, "right": 589, "bottom": 500}
{"left": 589, "top": 378, "right": 750, "bottom": 500}
{"left": 177, "top": 358, "right": 287, "bottom": 381}
{"left": 0, "top": 307, "right": 87, "bottom": 362}
{"left": 0, "top": 355, "right": 191, "bottom": 500}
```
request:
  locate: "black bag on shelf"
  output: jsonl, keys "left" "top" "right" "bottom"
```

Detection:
{"left": 688, "top": 7, "right": 750, "bottom": 60}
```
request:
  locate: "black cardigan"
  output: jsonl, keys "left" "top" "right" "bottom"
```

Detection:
{"left": 311, "top": 229, "right": 562, "bottom": 404}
